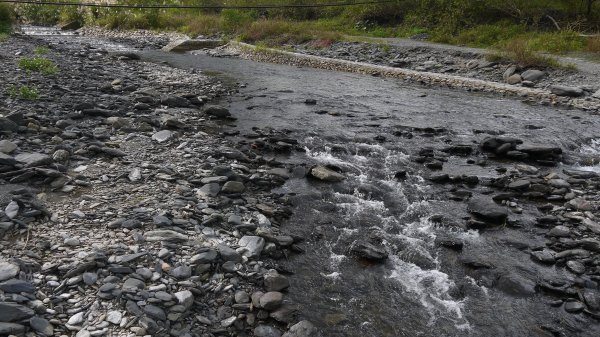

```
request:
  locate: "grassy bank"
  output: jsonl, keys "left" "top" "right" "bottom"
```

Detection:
{"left": 12, "top": 1, "right": 600, "bottom": 63}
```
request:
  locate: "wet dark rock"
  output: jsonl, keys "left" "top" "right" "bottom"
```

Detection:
{"left": 530, "top": 249, "right": 557, "bottom": 264}
{"left": 204, "top": 105, "right": 231, "bottom": 118}
{"left": 15, "top": 153, "right": 52, "bottom": 167}
{"left": 548, "top": 225, "right": 571, "bottom": 237}
{"left": 0, "top": 279, "right": 35, "bottom": 293}
{"left": 144, "top": 304, "right": 167, "bottom": 321}
{"left": 30, "top": 316, "right": 53, "bottom": 336}
{"left": 350, "top": 241, "right": 388, "bottom": 262}
{"left": 508, "top": 179, "right": 530, "bottom": 190}
{"left": 564, "top": 300, "right": 585, "bottom": 313}
{"left": 264, "top": 270, "right": 290, "bottom": 292}
{"left": 259, "top": 292, "right": 283, "bottom": 310}
{"left": 0, "top": 302, "right": 35, "bottom": 322}
{"left": 496, "top": 273, "right": 536, "bottom": 297}
{"left": 0, "top": 322, "right": 25, "bottom": 335}
{"left": 170, "top": 265, "right": 192, "bottom": 279}
{"left": 467, "top": 197, "right": 508, "bottom": 225}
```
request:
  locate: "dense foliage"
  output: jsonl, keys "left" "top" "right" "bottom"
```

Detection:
{"left": 9, "top": 1, "right": 600, "bottom": 52}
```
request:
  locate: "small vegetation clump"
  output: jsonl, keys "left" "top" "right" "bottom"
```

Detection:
{"left": 18, "top": 57, "right": 59, "bottom": 75}
{"left": 35, "top": 46, "right": 50, "bottom": 55}
{"left": 490, "top": 39, "right": 562, "bottom": 68}
{"left": 6, "top": 85, "right": 40, "bottom": 100}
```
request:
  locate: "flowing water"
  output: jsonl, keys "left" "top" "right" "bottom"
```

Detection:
{"left": 29, "top": 29, "right": 600, "bottom": 336}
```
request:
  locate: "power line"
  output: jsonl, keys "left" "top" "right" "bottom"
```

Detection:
{"left": 0, "top": 0, "right": 396, "bottom": 9}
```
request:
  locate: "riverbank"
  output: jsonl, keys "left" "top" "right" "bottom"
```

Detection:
{"left": 0, "top": 33, "right": 316, "bottom": 337}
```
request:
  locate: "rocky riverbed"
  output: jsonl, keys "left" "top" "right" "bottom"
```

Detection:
{"left": 3, "top": 27, "right": 600, "bottom": 337}
{"left": 291, "top": 40, "right": 600, "bottom": 103}
{"left": 1, "top": 34, "right": 316, "bottom": 337}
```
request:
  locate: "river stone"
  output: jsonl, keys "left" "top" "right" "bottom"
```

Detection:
{"left": 567, "top": 198, "right": 593, "bottom": 211}
{"left": 232, "top": 290, "right": 249, "bottom": 305}
{"left": 67, "top": 311, "right": 85, "bottom": 325}
{"left": 0, "top": 279, "right": 35, "bottom": 293}
{"left": 503, "top": 65, "right": 517, "bottom": 80}
{"left": 0, "top": 152, "right": 16, "bottom": 166}
{"left": 309, "top": 165, "right": 345, "bottom": 182}
{"left": 506, "top": 74, "right": 522, "bottom": 85}
{"left": 170, "top": 265, "right": 192, "bottom": 279}
{"left": 204, "top": 105, "right": 231, "bottom": 118}
{"left": 550, "top": 85, "right": 584, "bottom": 97}
{"left": 467, "top": 197, "right": 508, "bottom": 225}
{"left": 197, "top": 183, "right": 221, "bottom": 197}
{"left": 30, "top": 316, "right": 53, "bottom": 335}
{"left": 191, "top": 250, "right": 217, "bottom": 264}
{"left": 106, "top": 311, "right": 122, "bottom": 324}
{"left": 0, "top": 140, "right": 17, "bottom": 154}
{"left": 152, "top": 130, "right": 173, "bottom": 143}
{"left": 0, "top": 117, "right": 18, "bottom": 132}
{"left": 221, "top": 181, "right": 245, "bottom": 193}
{"left": 548, "top": 225, "right": 570, "bottom": 237}
{"left": 122, "top": 277, "right": 145, "bottom": 292}
{"left": 259, "top": 292, "right": 283, "bottom": 310}
{"left": 0, "top": 261, "right": 19, "bottom": 281}
{"left": 174, "top": 290, "right": 194, "bottom": 309}
{"left": 254, "top": 325, "right": 282, "bottom": 337}
{"left": 144, "top": 305, "right": 167, "bottom": 321}
{"left": 350, "top": 241, "right": 388, "bottom": 262}
{"left": 144, "top": 230, "right": 188, "bottom": 242}
{"left": 15, "top": 152, "right": 52, "bottom": 167}
{"left": 566, "top": 260, "right": 586, "bottom": 274}
{"left": 4, "top": 200, "right": 19, "bottom": 219}
{"left": 530, "top": 249, "right": 556, "bottom": 264}
{"left": 218, "top": 244, "right": 242, "bottom": 262}
{"left": 564, "top": 300, "right": 585, "bottom": 313}
{"left": 0, "top": 323, "right": 25, "bottom": 335}
{"left": 282, "top": 320, "right": 317, "bottom": 337}
{"left": 521, "top": 69, "right": 545, "bottom": 81}
{"left": 76, "top": 329, "right": 91, "bottom": 337}
{"left": 593, "top": 89, "right": 600, "bottom": 99}
{"left": 508, "top": 179, "right": 530, "bottom": 190}
{"left": 153, "top": 215, "right": 172, "bottom": 227}
{"left": 264, "top": 270, "right": 290, "bottom": 292}
{"left": 496, "top": 273, "right": 536, "bottom": 297}
{"left": 0, "top": 302, "right": 34, "bottom": 322}
{"left": 583, "top": 289, "right": 600, "bottom": 310}
{"left": 239, "top": 236, "right": 265, "bottom": 258}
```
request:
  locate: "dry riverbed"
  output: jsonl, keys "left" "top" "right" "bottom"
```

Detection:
{"left": 0, "top": 34, "right": 316, "bottom": 337}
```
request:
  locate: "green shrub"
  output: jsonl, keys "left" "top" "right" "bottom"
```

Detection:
{"left": 18, "top": 57, "right": 58, "bottom": 75}
{"left": 6, "top": 85, "right": 39, "bottom": 100}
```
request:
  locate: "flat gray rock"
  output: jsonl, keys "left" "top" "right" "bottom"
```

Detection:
{"left": 550, "top": 85, "right": 584, "bottom": 97}
{"left": 0, "top": 261, "right": 19, "bottom": 281}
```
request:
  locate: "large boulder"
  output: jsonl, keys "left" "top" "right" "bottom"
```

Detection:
{"left": 521, "top": 69, "right": 545, "bottom": 82}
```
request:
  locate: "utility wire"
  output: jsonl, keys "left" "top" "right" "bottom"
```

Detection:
{"left": 0, "top": 0, "right": 396, "bottom": 9}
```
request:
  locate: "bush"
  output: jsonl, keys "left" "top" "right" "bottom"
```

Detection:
{"left": 6, "top": 85, "right": 39, "bottom": 100}
{"left": 18, "top": 57, "right": 59, "bottom": 75}
{"left": 491, "top": 38, "right": 561, "bottom": 68}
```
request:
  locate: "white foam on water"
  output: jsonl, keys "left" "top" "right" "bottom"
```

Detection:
{"left": 388, "top": 255, "right": 468, "bottom": 328}
{"left": 575, "top": 138, "right": 600, "bottom": 172}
